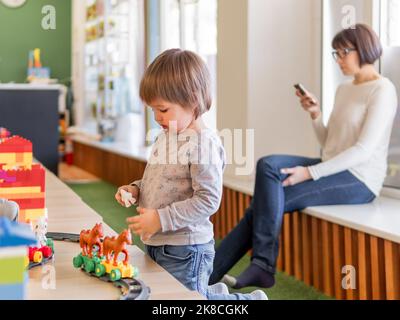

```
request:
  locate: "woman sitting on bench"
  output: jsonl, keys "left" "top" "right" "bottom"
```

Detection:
{"left": 209, "top": 24, "right": 398, "bottom": 289}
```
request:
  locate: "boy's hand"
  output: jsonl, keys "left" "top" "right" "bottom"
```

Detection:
{"left": 127, "top": 208, "right": 162, "bottom": 240}
{"left": 115, "top": 185, "right": 139, "bottom": 207}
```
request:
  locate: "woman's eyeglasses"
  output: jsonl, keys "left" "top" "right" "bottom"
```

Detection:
{"left": 332, "top": 48, "right": 357, "bottom": 61}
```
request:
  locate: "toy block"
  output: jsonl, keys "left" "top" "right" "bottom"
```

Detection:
{"left": 0, "top": 254, "right": 27, "bottom": 284}
{"left": 19, "top": 208, "right": 46, "bottom": 217}
{"left": 121, "top": 189, "right": 136, "bottom": 208}
{"left": 0, "top": 128, "right": 11, "bottom": 142}
{"left": 0, "top": 192, "right": 45, "bottom": 200}
{"left": 0, "top": 136, "right": 33, "bottom": 153}
{"left": 14, "top": 200, "right": 45, "bottom": 212}
{"left": 0, "top": 219, "right": 37, "bottom": 247}
{"left": 0, "top": 283, "right": 26, "bottom": 300}
{"left": 0, "top": 187, "right": 42, "bottom": 195}
{"left": 23, "top": 209, "right": 47, "bottom": 221}
{"left": 0, "top": 171, "right": 16, "bottom": 183}
{"left": 0, "top": 218, "right": 37, "bottom": 300}
{"left": 0, "top": 131, "right": 47, "bottom": 225}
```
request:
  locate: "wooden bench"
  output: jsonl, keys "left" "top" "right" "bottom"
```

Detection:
{"left": 72, "top": 137, "right": 400, "bottom": 300}
{"left": 219, "top": 178, "right": 400, "bottom": 301}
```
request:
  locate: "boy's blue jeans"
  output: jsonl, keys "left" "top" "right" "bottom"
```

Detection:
{"left": 209, "top": 155, "right": 376, "bottom": 284}
{"left": 145, "top": 241, "right": 256, "bottom": 300}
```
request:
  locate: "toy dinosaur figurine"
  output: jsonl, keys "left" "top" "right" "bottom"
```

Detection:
{"left": 79, "top": 223, "right": 104, "bottom": 258}
{"left": 103, "top": 229, "right": 132, "bottom": 266}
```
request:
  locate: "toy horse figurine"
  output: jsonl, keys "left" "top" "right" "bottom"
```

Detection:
{"left": 80, "top": 223, "right": 104, "bottom": 258}
{"left": 103, "top": 229, "right": 132, "bottom": 266}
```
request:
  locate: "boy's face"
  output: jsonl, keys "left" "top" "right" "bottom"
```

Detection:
{"left": 149, "top": 99, "right": 195, "bottom": 133}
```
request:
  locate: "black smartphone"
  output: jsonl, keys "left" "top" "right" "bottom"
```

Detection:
{"left": 294, "top": 83, "right": 316, "bottom": 104}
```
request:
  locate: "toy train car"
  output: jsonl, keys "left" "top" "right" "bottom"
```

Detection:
{"left": 26, "top": 238, "right": 54, "bottom": 269}
{"left": 73, "top": 252, "right": 139, "bottom": 282}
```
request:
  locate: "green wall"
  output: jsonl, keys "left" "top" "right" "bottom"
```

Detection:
{"left": 0, "top": 0, "right": 71, "bottom": 83}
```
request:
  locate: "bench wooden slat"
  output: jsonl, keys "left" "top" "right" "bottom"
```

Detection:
{"left": 344, "top": 228, "right": 354, "bottom": 300}
{"left": 322, "top": 220, "right": 333, "bottom": 296}
{"left": 358, "top": 232, "right": 368, "bottom": 300}
{"left": 238, "top": 192, "right": 245, "bottom": 221}
{"left": 284, "top": 214, "right": 292, "bottom": 275}
{"left": 370, "top": 236, "right": 382, "bottom": 300}
{"left": 384, "top": 240, "right": 395, "bottom": 300}
{"left": 277, "top": 232, "right": 283, "bottom": 271}
{"left": 311, "top": 217, "right": 321, "bottom": 291}
{"left": 301, "top": 213, "right": 311, "bottom": 286}
{"left": 293, "top": 212, "right": 302, "bottom": 280}
{"left": 332, "top": 224, "right": 344, "bottom": 300}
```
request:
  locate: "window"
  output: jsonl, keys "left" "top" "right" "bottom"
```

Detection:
{"left": 322, "top": 0, "right": 400, "bottom": 190}
{"left": 381, "top": 0, "right": 400, "bottom": 189}
{"left": 382, "top": 0, "right": 400, "bottom": 47}
{"left": 146, "top": 0, "right": 218, "bottom": 138}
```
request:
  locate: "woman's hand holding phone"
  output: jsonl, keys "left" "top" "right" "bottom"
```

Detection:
{"left": 294, "top": 84, "right": 321, "bottom": 120}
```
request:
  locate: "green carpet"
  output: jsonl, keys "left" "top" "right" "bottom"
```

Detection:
{"left": 67, "top": 180, "right": 333, "bottom": 300}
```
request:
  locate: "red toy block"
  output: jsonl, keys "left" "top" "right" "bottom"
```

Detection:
{"left": 0, "top": 136, "right": 33, "bottom": 153}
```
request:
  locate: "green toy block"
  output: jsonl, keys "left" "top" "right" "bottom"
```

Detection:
{"left": 0, "top": 256, "right": 26, "bottom": 284}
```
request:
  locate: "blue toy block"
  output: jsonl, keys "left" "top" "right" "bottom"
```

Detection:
{"left": 0, "top": 283, "right": 26, "bottom": 300}
{"left": 0, "top": 217, "right": 37, "bottom": 247}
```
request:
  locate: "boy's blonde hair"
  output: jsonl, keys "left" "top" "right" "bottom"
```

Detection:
{"left": 140, "top": 49, "right": 212, "bottom": 119}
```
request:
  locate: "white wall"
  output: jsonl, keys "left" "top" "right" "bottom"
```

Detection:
{"left": 217, "top": 0, "right": 249, "bottom": 178}
{"left": 218, "top": 0, "right": 322, "bottom": 179}
{"left": 71, "top": 0, "right": 86, "bottom": 127}
{"left": 217, "top": 0, "right": 248, "bottom": 132}
{"left": 248, "top": 0, "right": 322, "bottom": 163}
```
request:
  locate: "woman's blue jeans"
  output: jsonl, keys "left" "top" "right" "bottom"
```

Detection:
{"left": 209, "top": 155, "right": 376, "bottom": 284}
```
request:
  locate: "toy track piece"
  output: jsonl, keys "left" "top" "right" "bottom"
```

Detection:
{"left": 82, "top": 269, "right": 151, "bottom": 300}
{"left": 46, "top": 232, "right": 80, "bottom": 243}
{"left": 47, "top": 232, "right": 104, "bottom": 245}
{"left": 118, "top": 278, "right": 151, "bottom": 301}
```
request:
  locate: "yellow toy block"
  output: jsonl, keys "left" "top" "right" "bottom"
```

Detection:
{"left": 19, "top": 209, "right": 46, "bottom": 223}
{"left": 0, "top": 153, "right": 32, "bottom": 169}
{"left": 23, "top": 209, "right": 46, "bottom": 218}
{"left": 0, "top": 187, "right": 41, "bottom": 195}
{"left": 102, "top": 261, "right": 134, "bottom": 278}
{"left": 0, "top": 192, "right": 45, "bottom": 200}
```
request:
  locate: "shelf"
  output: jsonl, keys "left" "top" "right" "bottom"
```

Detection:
{"left": 85, "top": 37, "right": 105, "bottom": 44}
{"left": 83, "top": 0, "right": 138, "bottom": 132}
{"left": 85, "top": 17, "right": 104, "bottom": 27}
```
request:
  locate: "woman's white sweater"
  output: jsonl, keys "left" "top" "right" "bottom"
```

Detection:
{"left": 308, "top": 77, "right": 398, "bottom": 196}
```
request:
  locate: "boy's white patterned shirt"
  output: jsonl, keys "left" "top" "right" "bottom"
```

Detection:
{"left": 131, "top": 128, "right": 226, "bottom": 246}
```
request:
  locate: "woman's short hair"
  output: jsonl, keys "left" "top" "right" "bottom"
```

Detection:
{"left": 140, "top": 49, "right": 212, "bottom": 119}
{"left": 332, "top": 23, "right": 383, "bottom": 66}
